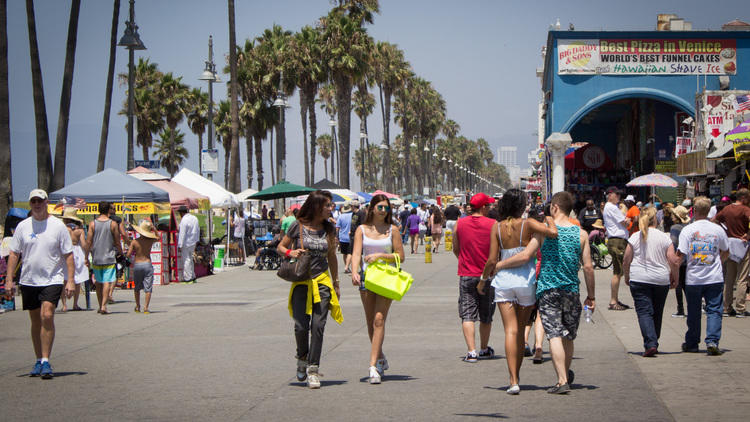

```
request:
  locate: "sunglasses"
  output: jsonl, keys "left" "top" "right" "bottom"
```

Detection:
{"left": 376, "top": 205, "right": 390, "bottom": 211}
{"left": 324, "top": 203, "right": 334, "bottom": 208}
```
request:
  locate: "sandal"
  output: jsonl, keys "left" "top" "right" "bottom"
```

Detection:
{"left": 72, "top": 306, "right": 83, "bottom": 311}
{"left": 134, "top": 307, "right": 141, "bottom": 313}
{"left": 608, "top": 302, "right": 628, "bottom": 311}
{"left": 533, "top": 348, "right": 543, "bottom": 364}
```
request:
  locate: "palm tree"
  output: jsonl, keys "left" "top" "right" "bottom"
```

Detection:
{"left": 316, "top": 134, "right": 332, "bottom": 179}
{"left": 97, "top": 0, "right": 120, "bottom": 172}
{"left": 317, "top": 82, "right": 337, "bottom": 181}
{"left": 320, "top": 7, "right": 375, "bottom": 188}
{"left": 214, "top": 100, "right": 232, "bottom": 189}
{"left": 290, "top": 25, "right": 325, "bottom": 185}
{"left": 155, "top": 128, "right": 188, "bottom": 178}
{"left": 26, "top": 0, "right": 52, "bottom": 190}
{"left": 159, "top": 72, "right": 189, "bottom": 162}
{"left": 372, "top": 41, "right": 410, "bottom": 191}
{"left": 186, "top": 88, "right": 208, "bottom": 174}
{"left": 50, "top": 0, "right": 81, "bottom": 190}
{"left": 0, "top": 0, "right": 13, "bottom": 223}
{"left": 227, "top": 0, "right": 241, "bottom": 192}
{"left": 119, "top": 58, "right": 163, "bottom": 161}
{"left": 352, "top": 83, "right": 374, "bottom": 189}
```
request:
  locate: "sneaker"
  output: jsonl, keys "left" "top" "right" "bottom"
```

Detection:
{"left": 523, "top": 344, "right": 532, "bottom": 357}
{"left": 463, "top": 351, "right": 478, "bottom": 363}
{"left": 296, "top": 359, "right": 308, "bottom": 382}
{"left": 368, "top": 366, "right": 381, "bottom": 384}
{"left": 29, "top": 361, "right": 42, "bottom": 377}
{"left": 681, "top": 342, "right": 699, "bottom": 353}
{"left": 306, "top": 365, "right": 321, "bottom": 389}
{"left": 375, "top": 356, "right": 388, "bottom": 375}
{"left": 40, "top": 361, "right": 53, "bottom": 379}
{"left": 671, "top": 312, "right": 686, "bottom": 318}
{"left": 643, "top": 347, "right": 658, "bottom": 357}
{"left": 478, "top": 346, "right": 495, "bottom": 360}
{"left": 506, "top": 384, "right": 520, "bottom": 395}
{"left": 723, "top": 309, "right": 737, "bottom": 317}
{"left": 737, "top": 311, "right": 750, "bottom": 318}
{"left": 547, "top": 383, "right": 571, "bottom": 394}
{"left": 706, "top": 343, "right": 723, "bottom": 356}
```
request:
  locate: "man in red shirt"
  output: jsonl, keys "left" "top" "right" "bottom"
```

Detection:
{"left": 453, "top": 192, "right": 497, "bottom": 362}
{"left": 712, "top": 188, "right": 750, "bottom": 317}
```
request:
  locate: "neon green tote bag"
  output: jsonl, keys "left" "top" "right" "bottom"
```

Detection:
{"left": 364, "top": 254, "right": 414, "bottom": 301}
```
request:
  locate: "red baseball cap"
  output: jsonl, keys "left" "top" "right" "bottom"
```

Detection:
{"left": 470, "top": 192, "right": 495, "bottom": 208}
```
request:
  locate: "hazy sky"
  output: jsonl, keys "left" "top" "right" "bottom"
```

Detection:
{"left": 5, "top": 0, "right": 747, "bottom": 197}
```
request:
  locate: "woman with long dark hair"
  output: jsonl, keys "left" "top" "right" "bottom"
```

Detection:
{"left": 351, "top": 194, "right": 406, "bottom": 384}
{"left": 480, "top": 188, "right": 557, "bottom": 394}
{"left": 277, "top": 190, "right": 342, "bottom": 389}
{"left": 430, "top": 205, "right": 444, "bottom": 253}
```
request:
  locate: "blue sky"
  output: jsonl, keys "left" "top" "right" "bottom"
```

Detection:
{"left": 5, "top": 0, "right": 747, "bottom": 197}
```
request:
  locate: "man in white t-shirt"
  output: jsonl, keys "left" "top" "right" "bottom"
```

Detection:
{"left": 231, "top": 209, "right": 246, "bottom": 263}
{"left": 602, "top": 187, "right": 632, "bottom": 311}
{"left": 6, "top": 189, "right": 75, "bottom": 379}
{"left": 177, "top": 206, "right": 200, "bottom": 283}
{"left": 677, "top": 196, "right": 728, "bottom": 356}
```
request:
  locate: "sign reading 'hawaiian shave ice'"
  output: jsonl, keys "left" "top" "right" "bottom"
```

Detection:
{"left": 558, "top": 39, "right": 737, "bottom": 75}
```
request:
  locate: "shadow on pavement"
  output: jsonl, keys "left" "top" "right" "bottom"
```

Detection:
{"left": 288, "top": 380, "right": 348, "bottom": 387}
{"left": 357, "top": 374, "right": 417, "bottom": 383}
{"left": 627, "top": 351, "right": 683, "bottom": 356}
{"left": 17, "top": 371, "right": 87, "bottom": 378}
{"left": 453, "top": 412, "right": 508, "bottom": 419}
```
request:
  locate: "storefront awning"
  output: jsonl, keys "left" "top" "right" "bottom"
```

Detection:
{"left": 706, "top": 143, "right": 735, "bottom": 161}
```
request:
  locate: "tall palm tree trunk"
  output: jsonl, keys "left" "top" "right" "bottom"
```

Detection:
{"left": 299, "top": 91, "right": 309, "bottom": 186}
{"left": 26, "top": 0, "right": 52, "bottom": 190}
{"left": 51, "top": 0, "right": 80, "bottom": 190}
{"left": 331, "top": 129, "right": 337, "bottom": 181}
{"left": 141, "top": 142, "right": 148, "bottom": 160}
{"left": 308, "top": 91, "right": 317, "bottom": 184}
{"left": 97, "top": 0, "right": 119, "bottom": 172}
{"left": 245, "top": 126, "right": 253, "bottom": 189}
{"left": 254, "top": 135, "right": 263, "bottom": 190}
{"left": 0, "top": 0, "right": 13, "bottom": 223}
{"left": 269, "top": 130, "right": 275, "bottom": 185}
{"left": 323, "top": 157, "right": 328, "bottom": 180}
{"left": 383, "top": 90, "right": 392, "bottom": 191}
{"left": 334, "top": 76, "right": 352, "bottom": 188}
{"left": 227, "top": 0, "right": 241, "bottom": 192}
{"left": 223, "top": 137, "right": 230, "bottom": 190}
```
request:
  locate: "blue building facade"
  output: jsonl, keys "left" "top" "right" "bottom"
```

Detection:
{"left": 541, "top": 29, "right": 750, "bottom": 198}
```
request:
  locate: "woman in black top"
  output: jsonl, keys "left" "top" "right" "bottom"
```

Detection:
{"left": 278, "top": 190, "right": 341, "bottom": 389}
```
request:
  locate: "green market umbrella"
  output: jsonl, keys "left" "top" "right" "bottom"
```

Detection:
{"left": 247, "top": 180, "right": 315, "bottom": 200}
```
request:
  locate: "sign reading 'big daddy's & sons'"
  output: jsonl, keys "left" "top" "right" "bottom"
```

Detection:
{"left": 558, "top": 39, "right": 737, "bottom": 75}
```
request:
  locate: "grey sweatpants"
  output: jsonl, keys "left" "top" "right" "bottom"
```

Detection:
{"left": 291, "top": 283, "right": 331, "bottom": 366}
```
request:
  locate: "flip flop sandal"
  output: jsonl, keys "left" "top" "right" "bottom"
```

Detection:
{"left": 72, "top": 307, "right": 83, "bottom": 311}
{"left": 608, "top": 303, "right": 627, "bottom": 311}
{"left": 100, "top": 310, "right": 111, "bottom": 315}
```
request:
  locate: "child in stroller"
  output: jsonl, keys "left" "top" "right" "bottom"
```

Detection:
{"left": 251, "top": 226, "right": 282, "bottom": 270}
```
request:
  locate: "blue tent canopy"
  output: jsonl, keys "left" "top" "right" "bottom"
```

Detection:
{"left": 7, "top": 208, "right": 29, "bottom": 219}
{"left": 357, "top": 192, "right": 372, "bottom": 203}
{"left": 49, "top": 168, "right": 170, "bottom": 204}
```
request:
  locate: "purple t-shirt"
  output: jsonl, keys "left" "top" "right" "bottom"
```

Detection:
{"left": 407, "top": 214, "right": 421, "bottom": 231}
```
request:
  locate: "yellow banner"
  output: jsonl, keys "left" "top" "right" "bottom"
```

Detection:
{"left": 49, "top": 202, "right": 171, "bottom": 215}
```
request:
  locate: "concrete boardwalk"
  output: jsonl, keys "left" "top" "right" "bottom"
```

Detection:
{"left": 2, "top": 250, "right": 749, "bottom": 421}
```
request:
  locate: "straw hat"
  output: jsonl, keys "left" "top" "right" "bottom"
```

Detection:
{"left": 133, "top": 220, "right": 158, "bottom": 239}
{"left": 591, "top": 219, "right": 605, "bottom": 230}
{"left": 341, "top": 202, "right": 352, "bottom": 213}
{"left": 672, "top": 206, "right": 691, "bottom": 224}
{"left": 61, "top": 207, "right": 83, "bottom": 224}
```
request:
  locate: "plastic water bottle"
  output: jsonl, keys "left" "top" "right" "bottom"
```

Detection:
{"left": 583, "top": 305, "right": 593, "bottom": 324}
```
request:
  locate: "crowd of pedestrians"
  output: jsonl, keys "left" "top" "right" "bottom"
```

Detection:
{"left": 8, "top": 183, "right": 750, "bottom": 393}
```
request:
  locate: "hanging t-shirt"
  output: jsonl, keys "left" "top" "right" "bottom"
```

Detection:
{"left": 10, "top": 215, "right": 74, "bottom": 287}
{"left": 678, "top": 219, "right": 728, "bottom": 286}
{"left": 603, "top": 202, "right": 628, "bottom": 239}
{"left": 627, "top": 229, "right": 672, "bottom": 285}
{"left": 233, "top": 216, "right": 246, "bottom": 239}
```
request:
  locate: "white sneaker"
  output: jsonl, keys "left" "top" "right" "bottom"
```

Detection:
{"left": 507, "top": 384, "right": 520, "bottom": 395}
{"left": 306, "top": 365, "right": 321, "bottom": 389}
{"left": 368, "top": 366, "right": 381, "bottom": 384}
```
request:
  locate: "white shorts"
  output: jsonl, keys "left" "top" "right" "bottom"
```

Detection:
{"left": 494, "top": 285, "right": 536, "bottom": 307}
{"left": 446, "top": 220, "right": 457, "bottom": 233}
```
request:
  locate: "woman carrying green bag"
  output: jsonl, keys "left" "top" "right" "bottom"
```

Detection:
{"left": 351, "top": 194, "right": 406, "bottom": 384}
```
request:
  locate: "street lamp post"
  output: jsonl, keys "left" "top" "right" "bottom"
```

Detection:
{"left": 199, "top": 35, "right": 220, "bottom": 181}
{"left": 360, "top": 131, "right": 368, "bottom": 190}
{"left": 273, "top": 71, "right": 289, "bottom": 182}
{"left": 118, "top": 0, "right": 146, "bottom": 171}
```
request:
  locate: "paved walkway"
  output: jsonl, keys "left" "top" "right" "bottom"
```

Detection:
{"left": 2, "top": 249, "right": 749, "bottom": 421}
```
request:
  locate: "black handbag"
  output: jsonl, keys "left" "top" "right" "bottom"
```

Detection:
{"left": 277, "top": 224, "right": 312, "bottom": 282}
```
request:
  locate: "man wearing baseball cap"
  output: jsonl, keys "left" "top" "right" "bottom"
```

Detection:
{"left": 453, "top": 192, "right": 497, "bottom": 362}
{"left": 602, "top": 187, "right": 632, "bottom": 311}
{"left": 6, "top": 189, "right": 75, "bottom": 379}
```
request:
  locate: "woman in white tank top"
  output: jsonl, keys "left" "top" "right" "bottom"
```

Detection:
{"left": 351, "top": 194, "right": 406, "bottom": 385}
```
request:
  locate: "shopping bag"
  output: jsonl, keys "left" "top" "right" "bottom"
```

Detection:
{"left": 364, "top": 254, "right": 414, "bottom": 301}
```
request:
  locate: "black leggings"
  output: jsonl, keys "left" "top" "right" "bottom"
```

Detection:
{"left": 291, "top": 283, "right": 330, "bottom": 366}
{"left": 674, "top": 264, "right": 687, "bottom": 313}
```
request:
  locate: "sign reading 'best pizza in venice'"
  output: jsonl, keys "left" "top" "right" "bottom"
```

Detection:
{"left": 558, "top": 39, "right": 737, "bottom": 75}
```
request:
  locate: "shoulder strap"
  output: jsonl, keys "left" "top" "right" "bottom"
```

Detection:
{"left": 497, "top": 221, "right": 504, "bottom": 249}
{"left": 520, "top": 219, "right": 526, "bottom": 243}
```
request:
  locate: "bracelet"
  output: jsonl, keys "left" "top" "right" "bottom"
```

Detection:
{"left": 285, "top": 249, "right": 291, "bottom": 257}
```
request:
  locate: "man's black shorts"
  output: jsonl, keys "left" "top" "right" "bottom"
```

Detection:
{"left": 20, "top": 285, "right": 63, "bottom": 310}
{"left": 339, "top": 242, "right": 352, "bottom": 255}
